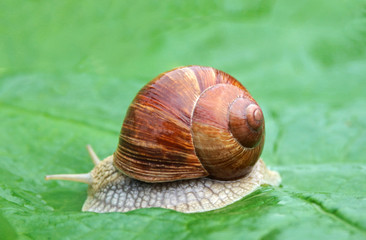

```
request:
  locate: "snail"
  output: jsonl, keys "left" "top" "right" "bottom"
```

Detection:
{"left": 45, "top": 65, "right": 281, "bottom": 213}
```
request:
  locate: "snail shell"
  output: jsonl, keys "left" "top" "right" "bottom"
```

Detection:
{"left": 45, "top": 66, "right": 280, "bottom": 213}
{"left": 114, "top": 65, "right": 265, "bottom": 182}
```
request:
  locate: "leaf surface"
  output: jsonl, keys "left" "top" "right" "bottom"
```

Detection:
{"left": 0, "top": 0, "right": 365, "bottom": 239}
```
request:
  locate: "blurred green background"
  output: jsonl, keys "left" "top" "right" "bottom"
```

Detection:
{"left": 0, "top": 0, "right": 365, "bottom": 239}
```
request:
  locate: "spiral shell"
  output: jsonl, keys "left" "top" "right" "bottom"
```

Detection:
{"left": 114, "top": 66, "right": 265, "bottom": 182}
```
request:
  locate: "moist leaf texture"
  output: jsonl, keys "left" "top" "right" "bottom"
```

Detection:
{"left": 0, "top": 0, "right": 365, "bottom": 239}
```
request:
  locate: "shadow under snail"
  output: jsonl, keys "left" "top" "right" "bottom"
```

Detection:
{"left": 45, "top": 65, "right": 281, "bottom": 213}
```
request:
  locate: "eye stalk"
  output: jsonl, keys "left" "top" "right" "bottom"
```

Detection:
{"left": 45, "top": 145, "right": 99, "bottom": 185}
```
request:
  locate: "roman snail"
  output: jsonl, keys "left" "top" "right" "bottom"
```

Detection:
{"left": 45, "top": 65, "right": 281, "bottom": 213}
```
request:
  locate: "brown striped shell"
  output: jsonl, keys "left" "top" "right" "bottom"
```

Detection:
{"left": 114, "top": 66, "right": 265, "bottom": 183}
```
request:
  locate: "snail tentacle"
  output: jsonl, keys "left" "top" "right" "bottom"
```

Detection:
{"left": 45, "top": 145, "right": 99, "bottom": 185}
{"left": 45, "top": 173, "right": 92, "bottom": 185}
{"left": 86, "top": 144, "right": 101, "bottom": 166}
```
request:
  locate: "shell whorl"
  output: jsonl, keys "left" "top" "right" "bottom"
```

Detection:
{"left": 114, "top": 66, "right": 265, "bottom": 182}
{"left": 229, "top": 98, "right": 264, "bottom": 148}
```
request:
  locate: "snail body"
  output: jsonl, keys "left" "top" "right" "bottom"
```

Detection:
{"left": 46, "top": 66, "right": 281, "bottom": 213}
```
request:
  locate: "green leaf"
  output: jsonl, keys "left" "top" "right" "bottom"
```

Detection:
{"left": 1, "top": 0, "right": 365, "bottom": 239}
